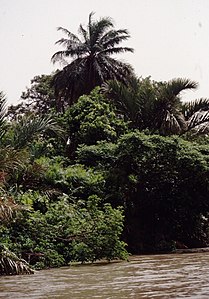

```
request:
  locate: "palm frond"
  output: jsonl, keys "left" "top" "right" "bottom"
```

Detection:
{"left": 0, "top": 196, "right": 26, "bottom": 223}
{"left": 11, "top": 115, "right": 65, "bottom": 149}
{"left": 98, "top": 46, "right": 134, "bottom": 56}
{"left": 0, "top": 147, "right": 28, "bottom": 174}
{"left": 160, "top": 110, "right": 187, "bottom": 135}
{"left": 52, "top": 44, "right": 87, "bottom": 63}
{"left": 100, "top": 29, "right": 131, "bottom": 48}
{"left": 151, "top": 78, "right": 198, "bottom": 135}
{"left": 187, "top": 110, "right": 209, "bottom": 130}
{"left": 89, "top": 17, "right": 114, "bottom": 46}
{"left": 51, "top": 13, "right": 134, "bottom": 106}
{"left": 182, "top": 98, "right": 209, "bottom": 119}
{"left": 181, "top": 98, "right": 209, "bottom": 135}
{"left": 55, "top": 38, "right": 79, "bottom": 47}
{"left": 102, "top": 79, "right": 141, "bottom": 125}
{"left": 0, "top": 245, "right": 34, "bottom": 275}
{"left": 78, "top": 24, "right": 89, "bottom": 42}
{"left": 57, "top": 27, "right": 81, "bottom": 43}
{"left": 0, "top": 92, "right": 7, "bottom": 140}
{"left": 161, "top": 78, "right": 198, "bottom": 103}
{"left": 51, "top": 50, "right": 69, "bottom": 64}
{"left": 99, "top": 56, "right": 134, "bottom": 83}
{"left": 88, "top": 11, "right": 95, "bottom": 26}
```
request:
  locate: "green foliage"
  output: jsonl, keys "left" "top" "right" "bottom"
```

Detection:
{"left": 105, "top": 131, "right": 209, "bottom": 251}
{"left": 2, "top": 195, "right": 127, "bottom": 269}
{"left": 64, "top": 88, "right": 127, "bottom": 157}
{"left": 76, "top": 141, "right": 116, "bottom": 167}
{"left": 8, "top": 114, "right": 65, "bottom": 149}
{"left": 103, "top": 77, "right": 161, "bottom": 129}
{"left": 103, "top": 77, "right": 202, "bottom": 135}
{"left": 37, "top": 156, "right": 105, "bottom": 200}
{"left": 2, "top": 15, "right": 209, "bottom": 274}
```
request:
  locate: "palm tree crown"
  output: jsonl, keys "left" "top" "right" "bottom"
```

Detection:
{"left": 103, "top": 77, "right": 201, "bottom": 135}
{"left": 52, "top": 12, "right": 134, "bottom": 109}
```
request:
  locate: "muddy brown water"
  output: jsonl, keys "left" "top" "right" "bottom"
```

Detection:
{"left": 1, "top": 253, "right": 209, "bottom": 298}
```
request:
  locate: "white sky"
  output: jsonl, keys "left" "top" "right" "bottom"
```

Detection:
{"left": 1, "top": 0, "right": 209, "bottom": 105}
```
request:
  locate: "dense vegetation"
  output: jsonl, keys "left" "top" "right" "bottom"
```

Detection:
{"left": 2, "top": 13, "right": 209, "bottom": 275}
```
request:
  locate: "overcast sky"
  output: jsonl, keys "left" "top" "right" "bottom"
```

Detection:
{"left": 1, "top": 0, "right": 209, "bottom": 105}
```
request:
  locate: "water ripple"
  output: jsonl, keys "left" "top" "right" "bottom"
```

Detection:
{"left": 1, "top": 253, "right": 209, "bottom": 298}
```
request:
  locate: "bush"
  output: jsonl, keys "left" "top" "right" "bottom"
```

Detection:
{"left": 3, "top": 195, "right": 128, "bottom": 269}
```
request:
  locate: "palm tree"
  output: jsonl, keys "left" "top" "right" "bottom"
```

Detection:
{"left": 103, "top": 77, "right": 199, "bottom": 135}
{"left": 10, "top": 114, "right": 65, "bottom": 149}
{"left": 0, "top": 92, "right": 65, "bottom": 187}
{"left": 153, "top": 78, "right": 198, "bottom": 135}
{"left": 51, "top": 12, "right": 134, "bottom": 110}
{"left": 102, "top": 77, "right": 163, "bottom": 130}
{"left": 102, "top": 77, "right": 142, "bottom": 126}
{"left": 182, "top": 98, "right": 209, "bottom": 135}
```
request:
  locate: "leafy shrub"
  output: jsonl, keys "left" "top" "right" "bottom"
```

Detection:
{"left": 3, "top": 195, "right": 128, "bottom": 269}
{"left": 37, "top": 157, "right": 106, "bottom": 200}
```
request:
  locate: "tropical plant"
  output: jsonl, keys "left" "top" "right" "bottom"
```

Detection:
{"left": 153, "top": 78, "right": 197, "bottom": 135}
{"left": 0, "top": 147, "right": 28, "bottom": 175}
{"left": 102, "top": 76, "right": 158, "bottom": 129}
{"left": 182, "top": 98, "right": 209, "bottom": 135}
{"left": 51, "top": 12, "right": 134, "bottom": 110}
{"left": 8, "top": 114, "right": 65, "bottom": 149}
{"left": 38, "top": 156, "right": 105, "bottom": 200}
{"left": 103, "top": 77, "right": 199, "bottom": 135}
{"left": 64, "top": 87, "right": 128, "bottom": 157}
{"left": 0, "top": 193, "right": 33, "bottom": 275}
{"left": 0, "top": 92, "right": 66, "bottom": 195}
{"left": 0, "top": 244, "right": 34, "bottom": 275}
{"left": 0, "top": 93, "right": 28, "bottom": 187}
{"left": 4, "top": 195, "right": 128, "bottom": 268}
{"left": 102, "top": 131, "right": 209, "bottom": 251}
{"left": 0, "top": 196, "right": 22, "bottom": 224}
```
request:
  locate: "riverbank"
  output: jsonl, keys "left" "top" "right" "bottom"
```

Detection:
{"left": 174, "top": 247, "right": 209, "bottom": 254}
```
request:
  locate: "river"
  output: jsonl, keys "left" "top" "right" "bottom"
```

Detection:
{"left": 1, "top": 253, "right": 209, "bottom": 298}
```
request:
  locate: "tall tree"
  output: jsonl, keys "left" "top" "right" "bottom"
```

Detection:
{"left": 51, "top": 12, "right": 134, "bottom": 110}
{"left": 153, "top": 78, "right": 197, "bottom": 135}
